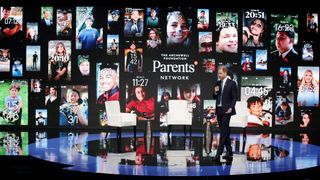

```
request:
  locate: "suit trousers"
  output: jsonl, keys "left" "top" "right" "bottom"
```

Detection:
{"left": 216, "top": 107, "right": 232, "bottom": 156}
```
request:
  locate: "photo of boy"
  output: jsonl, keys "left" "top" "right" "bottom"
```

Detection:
{"left": 241, "top": 76, "right": 273, "bottom": 127}
{"left": 198, "top": 9, "right": 209, "bottom": 29}
{"left": 215, "top": 12, "right": 238, "bottom": 53}
{"left": 275, "top": 102, "right": 292, "bottom": 124}
{"left": 56, "top": 9, "right": 72, "bottom": 36}
{"left": 107, "top": 10, "right": 120, "bottom": 31}
{"left": 35, "top": 109, "right": 47, "bottom": 126}
{"left": 77, "top": 17, "right": 102, "bottom": 50}
{"left": 31, "top": 79, "right": 41, "bottom": 93}
{"left": 77, "top": 55, "right": 90, "bottom": 76}
{"left": 270, "top": 14, "right": 298, "bottom": 64}
{"left": 146, "top": 8, "right": 159, "bottom": 27}
{"left": 107, "top": 35, "right": 119, "bottom": 55}
{"left": 246, "top": 96, "right": 270, "bottom": 127}
{"left": 0, "top": 49, "right": 10, "bottom": 72}
{"left": 124, "top": 41, "right": 143, "bottom": 73}
{"left": 26, "top": 46, "right": 41, "bottom": 71}
{"left": 124, "top": 8, "right": 143, "bottom": 37}
{"left": 0, "top": 81, "right": 28, "bottom": 126}
{"left": 0, "top": 7, "right": 23, "bottom": 47}
{"left": 76, "top": 7, "right": 103, "bottom": 50}
{"left": 96, "top": 63, "right": 119, "bottom": 126}
{"left": 41, "top": 7, "right": 53, "bottom": 27}
{"left": 60, "top": 86, "right": 88, "bottom": 126}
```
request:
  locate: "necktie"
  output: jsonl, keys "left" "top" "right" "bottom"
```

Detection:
{"left": 280, "top": 54, "right": 288, "bottom": 62}
{"left": 218, "top": 80, "right": 224, "bottom": 106}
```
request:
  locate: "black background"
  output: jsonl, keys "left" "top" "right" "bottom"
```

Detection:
{"left": 0, "top": 0, "right": 320, "bottom": 179}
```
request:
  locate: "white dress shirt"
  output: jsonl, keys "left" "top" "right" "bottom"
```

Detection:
{"left": 217, "top": 77, "right": 227, "bottom": 107}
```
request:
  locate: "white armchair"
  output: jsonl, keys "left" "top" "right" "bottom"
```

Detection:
{"left": 230, "top": 101, "right": 248, "bottom": 129}
{"left": 105, "top": 101, "right": 137, "bottom": 138}
{"left": 166, "top": 100, "right": 193, "bottom": 136}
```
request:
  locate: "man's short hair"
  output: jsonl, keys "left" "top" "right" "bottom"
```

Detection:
{"left": 218, "top": 65, "right": 228, "bottom": 73}
{"left": 278, "top": 30, "right": 295, "bottom": 39}
{"left": 10, "top": 83, "right": 21, "bottom": 91}
{"left": 43, "top": 9, "right": 51, "bottom": 14}
{"left": 247, "top": 96, "right": 263, "bottom": 108}
{"left": 85, "top": 16, "right": 94, "bottom": 21}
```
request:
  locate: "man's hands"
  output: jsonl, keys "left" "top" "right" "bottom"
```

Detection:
{"left": 214, "top": 86, "right": 220, "bottom": 93}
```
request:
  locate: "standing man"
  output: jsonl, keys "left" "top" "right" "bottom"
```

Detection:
{"left": 212, "top": 65, "right": 237, "bottom": 162}
{"left": 110, "top": 39, "right": 118, "bottom": 55}
{"left": 32, "top": 51, "right": 38, "bottom": 70}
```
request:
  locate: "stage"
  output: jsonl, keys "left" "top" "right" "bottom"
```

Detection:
{"left": 1, "top": 130, "right": 320, "bottom": 179}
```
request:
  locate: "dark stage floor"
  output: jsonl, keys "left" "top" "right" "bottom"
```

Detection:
{"left": 1, "top": 130, "right": 320, "bottom": 179}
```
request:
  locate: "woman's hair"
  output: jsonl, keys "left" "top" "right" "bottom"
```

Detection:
{"left": 49, "top": 86, "right": 57, "bottom": 95}
{"left": 299, "top": 69, "right": 319, "bottom": 92}
{"left": 302, "top": 112, "right": 310, "bottom": 119}
{"left": 250, "top": 18, "right": 266, "bottom": 36}
{"left": 178, "top": 84, "right": 198, "bottom": 100}
{"left": 148, "top": 28, "right": 160, "bottom": 40}
{"left": 131, "top": 86, "right": 148, "bottom": 101}
{"left": 55, "top": 42, "right": 67, "bottom": 55}
{"left": 160, "top": 91, "right": 171, "bottom": 103}
{"left": 300, "top": 112, "right": 310, "bottom": 125}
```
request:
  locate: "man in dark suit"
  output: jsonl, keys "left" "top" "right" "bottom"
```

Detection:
{"left": 212, "top": 65, "right": 237, "bottom": 162}
{"left": 271, "top": 30, "right": 298, "bottom": 63}
{"left": 40, "top": 9, "right": 53, "bottom": 27}
{"left": 124, "top": 10, "right": 143, "bottom": 37}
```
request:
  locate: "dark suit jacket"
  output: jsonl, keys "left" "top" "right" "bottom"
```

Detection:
{"left": 271, "top": 48, "right": 298, "bottom": 63}
{"left": 41, "top": 19, "right": 53, "bottom": 26}
{"left": 212, "top": 78, "right": 237, "bottom": 115}
{"left": 124, "top": 19, "right": 143, "bottom": 37}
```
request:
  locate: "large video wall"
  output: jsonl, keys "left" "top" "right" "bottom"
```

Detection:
{"left": 0, "top": 6, "right": 319, "bottom": 129}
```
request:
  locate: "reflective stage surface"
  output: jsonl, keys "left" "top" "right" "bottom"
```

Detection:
{"left": 1, "top": 131, "right": 320, "bottom": 176}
